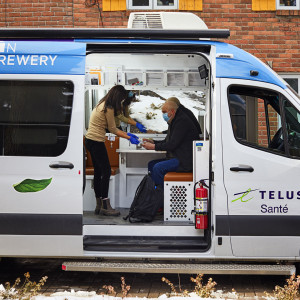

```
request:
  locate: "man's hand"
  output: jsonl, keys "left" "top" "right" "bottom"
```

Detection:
{"left": 142, "top": 142, "right": 155, "bottom": 150}
{"left": 142, "top": 138, "right": 154, "bottom": 144}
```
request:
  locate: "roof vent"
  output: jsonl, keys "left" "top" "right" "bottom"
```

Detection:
{"left": 129, "top": 13, "right": 163, "bottom": 29}
{"left": 128, "top": 12, "right": 208, "bottom": 30}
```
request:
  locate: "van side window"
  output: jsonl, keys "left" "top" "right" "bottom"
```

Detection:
{"left": 0, "top": 80, "right": 74, "bottom": 157}
{"left": 228, "top": 86, "right": 300, "bottom": 158}
{"left": 283, "top": 98, "right": 300, "bottom": 158}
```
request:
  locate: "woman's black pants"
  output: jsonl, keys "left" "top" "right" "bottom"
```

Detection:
{"left": 85, "top": 138, "right": 111, "bottom": 199}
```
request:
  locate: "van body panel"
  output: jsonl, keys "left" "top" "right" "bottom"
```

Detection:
{"left": 214, "top": 43, "right": 286, "bottom": 89}
{"left": 220, "top": 78, "right": 300, "bottom": 258}
{"left": 0, "top": 235, "right": 83, "bottom": 256}
{"left": 231, "top": 236, "right": 300, "bottom": 258}
{"left": 0, "top": 74, "right": 84, "bottom": 214}
{"left": 0, "top": 73, "right": 84, "bottom": 255}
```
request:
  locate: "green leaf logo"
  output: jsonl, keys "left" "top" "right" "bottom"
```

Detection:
{"left": 13, "top": 178, "right": 52, "bottom": 193}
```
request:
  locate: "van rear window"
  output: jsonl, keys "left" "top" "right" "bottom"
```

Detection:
{"left": 0, "top": 80, "right": 74, "bottom": 157}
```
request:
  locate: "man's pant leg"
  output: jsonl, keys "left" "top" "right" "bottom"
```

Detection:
{"left": 152, "top": 158, "right": 179, "bottom": 187}
{"left": 148, "top": 159, "right": 167, "bottom": 175}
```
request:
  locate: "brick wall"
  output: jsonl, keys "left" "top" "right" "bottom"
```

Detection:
{"left": 257, "top": 100, "right": 279, "bottom": 147}
{"left": 0, "top": 0, "right": 299, "bottom": 73}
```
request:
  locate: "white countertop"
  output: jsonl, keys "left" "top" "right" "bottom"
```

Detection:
{"left": 116, "top": 149, "right": 166, "bottom": 153}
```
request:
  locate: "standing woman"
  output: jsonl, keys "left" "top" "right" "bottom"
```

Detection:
{"left": 85, "top": 85, "right": 139, "bottom": 216}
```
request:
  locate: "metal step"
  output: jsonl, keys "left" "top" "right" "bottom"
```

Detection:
{"left": 62, "top": 261, "right": 295, "bottom": 275}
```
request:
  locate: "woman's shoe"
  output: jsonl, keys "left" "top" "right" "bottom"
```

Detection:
{"left": 95, "top": 197, "right": 101, "bottom": 215}
{"left": 100, "top": 198, "right": 120, "bottom": 216}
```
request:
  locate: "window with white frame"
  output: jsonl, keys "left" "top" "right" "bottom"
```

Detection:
{"left": 276, "top": 0, "right": 300, "bottom": 9}
{"left": 128, "top": 0, "right": 178, "bottom": 10}
{"left": 280, "top": 74, "right": 300, "bottom": 94}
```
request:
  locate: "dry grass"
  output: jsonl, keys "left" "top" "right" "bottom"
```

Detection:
{"left": 162, "top": 273, "right": 217, "bottom": 298}
{"left": 103, "top": 276, "right": 131, "bottom": 298}
{"left": 0, "top": 272, "right": 47, "bottom": 300}
{"left": 265, "top": 274, "right": 300, "bottom": 300}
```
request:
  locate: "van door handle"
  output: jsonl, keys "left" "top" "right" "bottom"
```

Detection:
{"left": 230, "top": 166, "right": 254, "bottom": 172}
{"left": 49, "top": 161, "right": 74, "bottom": 169}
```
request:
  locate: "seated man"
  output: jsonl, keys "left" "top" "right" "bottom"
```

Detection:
{"left": 168, "top": 96, "right": 202, "bottom": 136}
{"left": 142, "top": 98, "right": 200, "bottom": 187}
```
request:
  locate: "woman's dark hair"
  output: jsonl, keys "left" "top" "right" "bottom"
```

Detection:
{"left": 97, "top": 85, "right": 127, "bottom": 116}
{"left": 121, "top": 91, "right": 136, "bottom": 114}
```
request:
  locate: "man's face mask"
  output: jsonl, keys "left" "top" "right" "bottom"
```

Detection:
{"left": 162, "top": 112, "right": 170, "bottom": 122}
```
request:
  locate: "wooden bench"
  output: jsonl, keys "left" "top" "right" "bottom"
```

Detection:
{"left": 83, "top": 136, "right": 119, "bottom": 176}
{"left": 164, "top": 172, "right": 193, "bottom": 182}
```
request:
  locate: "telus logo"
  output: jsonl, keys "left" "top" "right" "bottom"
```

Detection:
{"left": 232, "top": 189, "right": 300, "bottom": 203}
{"left": 232, "top": 188, "right": 259, "bottom": 203}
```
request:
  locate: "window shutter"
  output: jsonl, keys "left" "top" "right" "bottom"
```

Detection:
{"left": 102, "top": 0, "right": 126, "bottom": 11}
{"left": 179, "top": 0, "right": 202, "bottom": 11}
{"left": 252, "top": 0, "right": 276, "bottom": 11}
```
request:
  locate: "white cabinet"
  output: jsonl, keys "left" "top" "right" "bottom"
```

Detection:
{"left": 116, "top": 134, "right": 166, "bottom": 208}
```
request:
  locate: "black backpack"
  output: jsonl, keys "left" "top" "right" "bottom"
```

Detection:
{"left": 124, "top": 175, "right": 163, "bottom": 223}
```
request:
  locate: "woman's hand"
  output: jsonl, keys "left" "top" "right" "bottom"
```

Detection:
{"left": 136, "top": 122, "right": 147, "bottom": 133}
{"left": 129, "top": 136, "right": 140, "bottom": 144}
{"left": 127, "top": 132, "right": 140, "bottom": 144}
{"left": 127, "top": 132, "right": 139, "bottom": 139}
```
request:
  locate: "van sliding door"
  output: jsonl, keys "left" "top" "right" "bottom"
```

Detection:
{"left": 0, "top": 41, "right": 85, "bottom": 257}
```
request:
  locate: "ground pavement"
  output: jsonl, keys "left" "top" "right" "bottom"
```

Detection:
{"left": 0, "top": 258, "right": 297, "bottom": 299}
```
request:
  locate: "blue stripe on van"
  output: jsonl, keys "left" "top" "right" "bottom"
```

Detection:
{"left": 0, "top": 41, "right": 86, "bottom": 75}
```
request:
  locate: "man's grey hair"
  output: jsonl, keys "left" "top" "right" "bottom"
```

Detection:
{"left": 166, "top": 97, "right": 181, "bottom": 106}
{"left": 165, "top": 98, "right": 179, "bottom": 111}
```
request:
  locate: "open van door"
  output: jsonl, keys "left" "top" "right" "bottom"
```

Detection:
{"left": 0, "top": 41, "right": 85, "bottom": 257}
{"left": 220, "top": 78, "right": 300, "bottom": 258}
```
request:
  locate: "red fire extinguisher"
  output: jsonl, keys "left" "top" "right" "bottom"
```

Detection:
{"left": 194, "top": 179, "right": 208, "bottom": 230}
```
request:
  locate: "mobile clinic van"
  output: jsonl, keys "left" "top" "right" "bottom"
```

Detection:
{"left": 0, "top": 12, "right": 300, "bottom": 275}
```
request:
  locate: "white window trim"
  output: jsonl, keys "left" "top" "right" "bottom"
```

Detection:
{"left": 276, "top": 0, "right": 300, "bottom": 10}
{"left": 127, "top": 0, "right": 178, "bottom": 9}
{"left": 153, "top": 0, "right": 178, "bottom": 10}
{"left": 127, "top": 0, "right": 151, "bottom": 10}
{"left": 280, "top": 73, "right": 300, "bottom": 94}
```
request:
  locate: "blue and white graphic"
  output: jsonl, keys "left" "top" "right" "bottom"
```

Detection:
{"left": 0, "top": 41, "right": 86, "bottom": 75}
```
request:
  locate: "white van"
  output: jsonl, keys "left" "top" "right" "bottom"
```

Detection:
{"left": 0, "top": 13, "right": 299, "bottom": 275}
